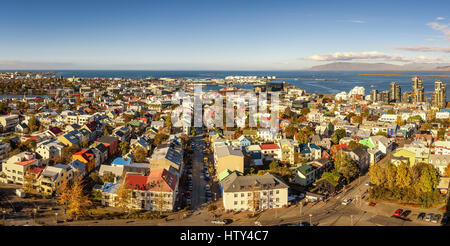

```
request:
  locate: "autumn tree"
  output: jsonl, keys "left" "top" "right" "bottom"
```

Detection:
{"left": 102, "top": 172, "right": 116, "bottom": 183}
{"left": 67, "top": 175, "right": 86, "bottom": 220}
{"left": 445, "top": 163, "right": 450, "bottom": 177}
{"left": 369, "top": 163, "right": 385, "bottom": 187}
{"left": 115, "top": 180, "right": 131, "bottom": 212}
{"left": 56, "top": 178, "right": 71, "bottom": 214}
{"left": 134, "top": 147, "right": 148, "bottom": 163}
{"left": 22, "top": 170, "right": 36, "bottom": 194}
{"left": 395, "top": 162, "right": 412, "bottom": 189}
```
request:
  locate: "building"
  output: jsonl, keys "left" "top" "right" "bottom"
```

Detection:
{"left": 38, "top": 164, "right": 74, "bottom": 196}
{"left": 390, "top": 82, "right": 401, "bottom": 103}
{"left": 220, "top": 172, "right": 289, "bottom": 211}
{"left": 0, "top": 115, "right": 19, "bottom": 131}
{"left": 2, "top": 152, "right": 40, "bottom": 184}
{"left": 433, "top": 80, "right": 447, "bottom": 108}
{"left": 150, "top": 142, "right": 183, "bottom": 173}
{"left": 412, "top": 76, "right": 424, "bottom": 103}
{"left": 214, "top": 142, "right": 244, "bottom": 175}
{"left": 293, "top": 164, "right": 319, "bottom": 186}
{"left": 36, "top": 139, "right": 65, "bottom": 161}
{"left": 0, "top": 142, "right": 11, "bottom": 160}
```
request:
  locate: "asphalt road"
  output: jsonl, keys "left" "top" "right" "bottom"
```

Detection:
{"left": 190, "top": 133, "right": 207, "bottom": 209}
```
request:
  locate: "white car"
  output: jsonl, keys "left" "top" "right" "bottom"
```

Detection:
{"left": 342, "top": 198, "right": 352, "bottom": 205}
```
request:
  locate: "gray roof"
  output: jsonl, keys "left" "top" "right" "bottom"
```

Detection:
{"left": 216, "top": 144, "right": 243, "bottom": 158}
{"left": 221, "top": 172, "right": 289, "bottom": 193}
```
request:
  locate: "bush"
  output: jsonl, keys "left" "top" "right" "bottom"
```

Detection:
{"left": 208, "top": 204, "right": 217, "bottom": 211}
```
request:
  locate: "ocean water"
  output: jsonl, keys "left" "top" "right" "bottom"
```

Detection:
{"left": 2, "top": 70, "right": 449, "bottom": 98}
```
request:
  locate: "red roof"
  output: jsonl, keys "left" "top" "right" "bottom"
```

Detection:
{"left": 147, "top": 168, "right": 177, "bottom": 192}
{"left": 15, "top": 158, "right": 38, "bottom": 166}
{"left": 29, "top": 166, "right": 45, "bottom": 175}
{"left": 259, "top": 144, "right": 280, "bottom": 150}
{"left": 125, "top": 174, "right": 149, "bottom": 190}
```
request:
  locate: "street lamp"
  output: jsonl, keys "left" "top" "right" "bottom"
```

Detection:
{"left": 350, "top": 215, "right": 353, "bottom": 226}
{"left": 2, "top": 210, "right": 6, "bottom": 226}
{"left": 55, "top": 212, "right": 58, "bottom": 224}
{"left": 309, "top": 214, "right": 312, "bottom": 225}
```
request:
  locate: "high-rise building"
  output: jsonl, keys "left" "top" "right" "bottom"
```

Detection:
{"left": 433, "top": 80, "right": 447, "bottom": 108}
{"left": 412, "top": 76, "right": 424, "bottom": 103}
{"left": 370, "top": 89, "right": 378, "bottom": 102}
{"left": 379, "top": 90, "right": 390, "bottom": 103}
{"left": 390, "top": 82, "right": 401, "bottom": 103}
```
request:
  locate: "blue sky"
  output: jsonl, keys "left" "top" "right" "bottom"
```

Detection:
{"left": 0, "top": 0, "right": 449, "bottom": 70}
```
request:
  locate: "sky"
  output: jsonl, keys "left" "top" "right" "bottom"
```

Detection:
{"left": 0, "top": 0, "right": 450, "bottom": 70}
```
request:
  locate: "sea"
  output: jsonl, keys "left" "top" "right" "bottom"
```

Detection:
{"left": 1, "top": 70, "right": 449, "bottom": 99}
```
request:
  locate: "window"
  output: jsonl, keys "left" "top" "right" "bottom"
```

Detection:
{"left": 276, "top": 190, "right": 279, "bottom": 194}
{"left": 248, "top": 193, "right": 251, "bottom": 197}
{"left": 234, "top": 201, "right": 238, "bottom": 205}
{"left": 234, "top": 193, "right": 238, "bottom": 198}
{"left": 241, "top": 193, "right": 244, "bottom": 197}
{"left": 276, "top": 198, "right": 279, "bottom": 202}
{"left": 241, "top": 201, "right": 244, "bottom": 205}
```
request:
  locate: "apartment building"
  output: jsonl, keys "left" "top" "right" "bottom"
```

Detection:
{"left": 221, "top": 172, "right": 289, "bottom": 211}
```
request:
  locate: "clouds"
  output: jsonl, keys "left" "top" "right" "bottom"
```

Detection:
{"left": 427, "top": 21, "right": 450, "bottom": 40}
{"left": 305, "top": 51, "right": 409, "bottom": 62}
{"left": 304, "top": 51, "right": 445, "bottom": 63}
{"left": 393, "top": 46, "right": 450, "bottom": 53}
{"left": 436, "top": 17, "right": 445, "bottom": 21}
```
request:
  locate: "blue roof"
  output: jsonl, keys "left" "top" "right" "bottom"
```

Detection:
{"left": 165, "top": 148, "right": 182, "bottom": 166}
{"left": 250, "top": 152, "right": 262, "bottom": 159}
{"left": 441, "top": 108, "right": 450, "bottom": 113}
{"left": 102, "top": 182, "right": 119, "bottom": 194}
{"left": 112, "top": 157, "right": 131, "bottom": 166}
{"left": 69, "top": 159, "right": 86, "bottom": 171}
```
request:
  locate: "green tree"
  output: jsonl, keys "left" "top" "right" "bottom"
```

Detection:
{"left": 375, "top": 130, "right": 388, "bottom": 137}
{"left": 119, "top": 141, "right": 130, "bottom": 156}
{"left": 334, "top": 152, "right": 359, "bottom": 184}
{"left": 89, "top": 172, "right": 103, "bottom": 185}
{"left": 331, "top": 129, "right": 346, "bottom": 145}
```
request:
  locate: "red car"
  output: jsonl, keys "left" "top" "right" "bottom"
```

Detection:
{"left": 394, "top": 209, "right": 403, "bottom": 217}
{"left": 368, "top": 202, "right": 376, "bottom": 207}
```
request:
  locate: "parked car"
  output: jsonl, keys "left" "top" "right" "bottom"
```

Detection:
{"left": 368, "top": 202, "right": 376, "bottom": 207}
{"left": 400, "top": 210, "right": 411, "bottom": 218}
{"left": 394, "top": 209, "right": 403, "bottom": 217}
{"left": 441, "top": 214, "right": 448, "bottom": 225}
{"left": 431, "top": 214, "right": 441, "bottom": 223}
{"left": 425, "top": 213, "right": 434, "bottom": 222}
{"left": 341, "top": 198, "right": 352, "bottom": 205}
{"left": 211, "top": 220, "right": 227, "bottom": 225}
{"left": 417, "top": 212, "right": 426, "bottom": 220}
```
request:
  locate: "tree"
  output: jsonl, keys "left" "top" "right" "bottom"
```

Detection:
{"left": 395, "top": 116, "right": 405, "bottom": 126}
{"left": 102, "top": 172, "right": 116, "bottom": 183}
{"left": 191, "top": 127, "right": 196, "bottom": 136}
{"left": 153, "top": 133, "right": 169, "bottom": 146}
{"left": 375, "top": 130, "right": 388, "bottom": 137}
{"left": 301, "top": 107, "right": 310, "bottom": 116}
{"left": 352, "top": 115, "right": 362, "bottom": 124}
{"left": 115, "top": 180, "right": 131, "bottom": 212}
{"left": 369, "top": 163, "right": 385, "bottom": 187}
{"left": 269, "top": 160, "right": 279, "bottom": 170}
{"left": 334, "top": 152, "right": 359, "bottom": 184}
{"left": 119, "top": 141, "right": 130, "bottom": 156}
{"left": 395, "top": 162, "right": 412, "bottom": 189}
{"left": 386, "top": 110, "right": 395, "bottom": 115}
{"left": 437, "top": 128, "right": 446, "bottom": 141}
{"left": 38, "top": 125, "right": 44, "bottom": 133}
{"left": 385, "top": 163, "right": 397, "bottom": 189}
{"left": 56, "top": 178, "right": 71, "bottom": 214}
{"left": 420, "top": 122, "right": 432, "bottom": 131}
{"left": 22, "top": 170, "right": 36, "bottom": 194}
{"left": 103, "top": 128, "right": 109, "bottom": 136}
{"left": 445, "top": 163, "right": 450, "bottom": 177}
{"left": 134, "top": 147, "right": 148, "bottom": 163}
{"left": 416, "top": 164, "right": 439, "bottom": 193}
{"left": 361, "top": 109, "right": 370, "bottom": 118}
{"left": 331, "top": 129, "right": 346, "bottom": 145}
{"left": 28, "top": 115, "right": 38, "bottom": 132}
{"left": 248, "top": 183, "right": 261, "bottom": 216}
{"left": 67, "top": 175, "right": 86, "bottom": 220}
{"left": 89, "top": 172, "right": 103, "bottom": 185}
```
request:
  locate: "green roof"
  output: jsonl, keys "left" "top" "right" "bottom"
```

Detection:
{"left": 359, "top": 138, "right": 374, "bottom": 149}
{"left": 129, "top": 120, "right": 142, "bottom": 127}
{"left": 295, "top": 164, "right": 315, "bottom": 175}
{"left": 317, "top": 172, "right": 341, "bottom": 186}
{"left": 218, "top": 169, "right": 233, "bottom": 181}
